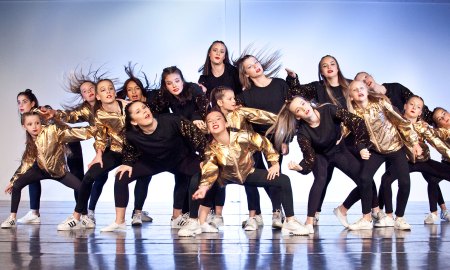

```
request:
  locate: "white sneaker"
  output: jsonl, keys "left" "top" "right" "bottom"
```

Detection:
{"left": 305, "top": 223, "right": 314, "bottom": 234}
{"left": 200, "top": 222, "right": 219, "bottom": 233}
{"left": 171, "top": 212, "right": 189, "bottom": 229}
{"left": 395, "top": 217, "right": 411, "bottom": 230}
{"left": 87, "top": 210, "right": 96, "bottom": 223}
{"left": 100, "top": 222, "right": 126, "bottom": 232}
{"left": 348, "top": 218, "right": 373, "bottom": 231}
{"left": 57, "top": 216, "right": 82, "bottom": 231}
{"left": 333, "top": 207, "right": 349, "bottom": 228}
{"left": 374, "top": 214, "right": 395, "bottom": 227}
{"left": 372, "top": 210, "right": 385, "bottom": 222}
{"left": 17, "top": 211, "right": 40, "bottom": 224}
{"left": 81, "top": 215, "right": 96, "bottom": 229}
{"left": 211, "top": 215, "right": 224, "bottom": 227}
{"left": 424, "top": 213, "right": 439, "bottom": 224}
{"left": 313, "top": 212, "right": 320, "bottom": 226}
{"left": 242, "top": 214, "right": 264, "bottom": 228}
{"left": 244, "top": 217, "right": 258, "bottom": 231}
{"left": 1, "top": 216, "right": 17, "bottom": 229}
{"left": 178, "top": 218, "right": 201, "bottom": 237}
{"left": 441, "top": 210, "right": 450, "bottom": 222}
{"left": 272, "top": 210, "right": 283, "bottom": 229}
{"left": 281, "top": 218, "right": 309, "bottom": 236}
{"left": 131, "top": 213, "right": 143, "bottom": 227}
{"left": 141, "top": 211, "right": 153, "bottom": 222}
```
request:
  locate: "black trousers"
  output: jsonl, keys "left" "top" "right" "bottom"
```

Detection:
{"left": 11, "top": 164, "right": 81, "bottom": 213}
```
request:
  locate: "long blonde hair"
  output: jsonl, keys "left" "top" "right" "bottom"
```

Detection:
{"left": 266, "top": 99, "right": 298, "bottom": 151}
{"left": 345, "top": 80, "right": 391, "bottom": 113}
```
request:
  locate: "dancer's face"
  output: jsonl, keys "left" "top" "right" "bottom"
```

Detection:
{"left": 217, "top": 90, "right": 236, "bottom": 112}
{"left": 243, "top": 56, "right": 263, "bottom": 78}
{"left": 319, "top": 56, "right": 338, "bottom": 79}
{"left": 126, "top": 81, "right": 144, "bottom": 101}
{"left": 206, "top": 111, "right": 227, "bottom": 135}
{"left": 349, "top": 81, "right": 369, "bottom": 103}
{"left": 96, "top": 80, "right": 116, "bottom": 104}
{"left": 209, "top": 42, "right": 226, "bottom": 66}
{"left": 23, "top": 114, "right": 42, "bottom": 138}
{"left": 17, "top": 94, "right": 35, "bottom": 114}
{"left": 164, "top": 73, "right": 184, "bottom": 96}
{"left": 289, "top": 97, "right": 314, "bottom": 120}
{"left": 129, "top": 102, "right": 154, "bottom": 127}
{"left": 434, "top": 108, "right": 450, "bottom": 129}
{"left": 355, "top": 72, "right": 376, "bottom": 90}
{"left": 403, "top": 97, "right": 423, "bottom": 119}
{"left": 80, "top": 82, "right": 96, "bottom": 103}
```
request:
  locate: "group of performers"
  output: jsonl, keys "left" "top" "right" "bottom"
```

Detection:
{"left": 2, "top": 41, "right": 450, "bottom": 237}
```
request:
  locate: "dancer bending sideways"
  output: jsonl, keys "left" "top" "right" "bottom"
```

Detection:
{"left": 190, "top": 110, "right": 309, "bottom": 236}
{"left": 2, "top": 112, "right": 93, "bottom": 228}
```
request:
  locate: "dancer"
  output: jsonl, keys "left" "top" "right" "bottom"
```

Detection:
{"left": 190, "top": 110, "right": 309, "bottom": 236}
{"left": 337, "top": 80, "right": 422, "bottom": 230}
{"left": 198, "top": 40, "right": 242, "bottom": 97}
{"left": 380, "top": 96, "right": 450, "bottom": 224}
{"left": 1, "top": 111, "right": 93, "bottom": 228}
{"left": 268, "top": 96, "right": 373, "bottom": 232}
{"left": 100, "top": 101, "right": 208, "bottom": 233}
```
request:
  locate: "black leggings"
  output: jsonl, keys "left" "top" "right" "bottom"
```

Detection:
{"left": 114, "top": 156, "right": 199, "bottom": 212}
{"left": 343, "top": 148, "right": 410, "bottom": 217}
{"left": 11, "top": 164, "right": 81, "bottom": 213}
{"left": 74, "top": 150, "right": 122, "bottom": 214}
{"left": 244, "top": 151, "right": 283, "bottom": 214}
{"left": 308, "top": 147, "right": 373, "bottom": 216}
{"left": 381, "top": 159, "right": 450, "bottom": 213}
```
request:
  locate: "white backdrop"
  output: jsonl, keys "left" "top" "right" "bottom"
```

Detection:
{"left": 0, "top": 0, "right": 449, "bottom": 211}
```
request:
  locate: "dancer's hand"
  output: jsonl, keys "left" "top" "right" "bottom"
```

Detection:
{"left": 359, "top": 148, "right": 371, "bottom": 160}
{"left": 267, "top": 162, "right": 280, "bottom": 180}
{"left": 193, "top": 120, "right": 207, "bottom": 131}
{"left": 197, "top": 83, "right": 207, "bottom": 93}
{"left": 88, "top": 153, "right": 103, "bottom": 169}
{"left": 288, "top": 161, "right": 303, "bottom": 172}
{"left": 285, "top": 68, "right": 297, "bottom": 78}
{"left": 281, "top": 143, "right": 289, "bottom": 155}
{"left": 193, "top": 186, "right": 209, "bottom": 200}
{"left": 4, "top": 183, "right": 13, "bottom": 194}
{"left": 413, "top": 143, "right": 423, "bottom": 157}
{"left": 116, "top": 165, "right": 133, "bottom": 180}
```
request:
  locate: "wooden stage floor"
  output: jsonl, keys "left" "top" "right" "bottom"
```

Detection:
{"left": 0, "top": 201, "right": 449, "bottom": 270}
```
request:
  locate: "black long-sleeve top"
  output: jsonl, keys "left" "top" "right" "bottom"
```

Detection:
{"left": 149, "top": 83, "right": 209, "bottom": 121}
{"left": 122, "top": 114, "right": 207, "bottom": 169}
{"left": 296, "top": 104, "right": 371, "bottom": 175}
{"left": 238, "top": 78, "right": 288, "bottom": 134}
{"left": 382, "top": 83, "right": 433, "bottom": 125}
{"left": 198, "top": 64, "right": 242, "bottom": 99}
{"left": 286, "top": 75, "right": 349, "bottom": 109}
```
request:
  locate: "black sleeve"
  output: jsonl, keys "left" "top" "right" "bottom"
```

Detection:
{"left": 148, "top": 89, "right": 169, "bottom": 114}
{"left": 122, "top": 134, "right": 141, "bottom": 166}
{"left": 297, "top": 132, "right": 315, "bottom": 175}
{"left": 333, "top": 106, "right": 372, "bottom": 152}
{"left": 286, "top": 74, "right": 318, "bottom": 101}
{"left": 192, "top": 84, "right": 209, "bottom": 121}
{"left": 179, "top": 119, "right": 208, "bottom": 160}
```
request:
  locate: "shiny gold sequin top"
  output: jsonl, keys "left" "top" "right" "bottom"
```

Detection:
{"left": 353, "top": 99, "right": 418, "bottom": 154}
{"left": 54, "top": 102, "right": 95, "bottom": 125}
{"left": 226, "top": 107, "right": 277, "bottom": 130}
{"left": 434, "top": 127, "right": 450, "bottom": 163}
{"left": 199, "top": 129, "right": 279, "bottom": 187}
{"left": 10, "top": 124, "right": 94, "bottom": 185}
{"left": 404, "top": 121, "right": 450, "bottom": 163}
{"left": 94, "top": 100, "right": 127, "bottom": 153}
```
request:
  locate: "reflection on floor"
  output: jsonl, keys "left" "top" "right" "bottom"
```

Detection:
{"left": 0, "top": 201, "right": 449, "bottom": 269}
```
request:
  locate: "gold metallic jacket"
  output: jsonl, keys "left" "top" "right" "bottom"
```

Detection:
{"left": 10, "top": 124, "right": 94, "bottom": 185}
{"left": 226, "top": 107, "right": 277, "bottom": 130}
{"left": 54, "top": 102, "right": 95, "bottom": 125}
{"left": 94, "top": 100, "right": 127, "bottom": 153}
{"left": 434, "top": 128, "right": 450, "bottom": 163}
{"left": 405, "top": 121, "right": 450, "bottom": 163}
{"left": 353, "top": 99, "right": 418, "bottom": 154}
{"left": 199, "top": 130, "right": 279, "bottom": 187}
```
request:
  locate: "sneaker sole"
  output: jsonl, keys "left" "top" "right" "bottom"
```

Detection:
{"left": 281, "top": 228, "right": 309, "bottom": 236}
{"left": 18, "top": 220, "right": 41, "bottom": 224}
{"left": 131, "top": 222, "right": 143, "bottom": 227}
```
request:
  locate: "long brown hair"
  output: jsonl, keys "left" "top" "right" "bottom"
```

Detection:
{"left": 318, "top": 55, "right": 349, "bottom": 106}
{"left": 266, "top": 99, "right": 298, "bottom": 151}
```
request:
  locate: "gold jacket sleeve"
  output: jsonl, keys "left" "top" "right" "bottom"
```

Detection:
{"left": 250, "top": 132, "right": 279, "bottom": 163}
{"left": 432, "top": 128, "right": 450, "bottom": 160}
{"left": 59, "top": 125, "right": 96, "bottom": 144}
{"left": 382, "top": 99, "right": 419, "bottom": 148}
{"left": 238, "top": 107, "right": 277, "bottom": 126}
{"left": 9, "top": 157, "right": 34, "bottom": 186}
{"left": 199, "top": 148, "right": 220, "bottom": 187}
